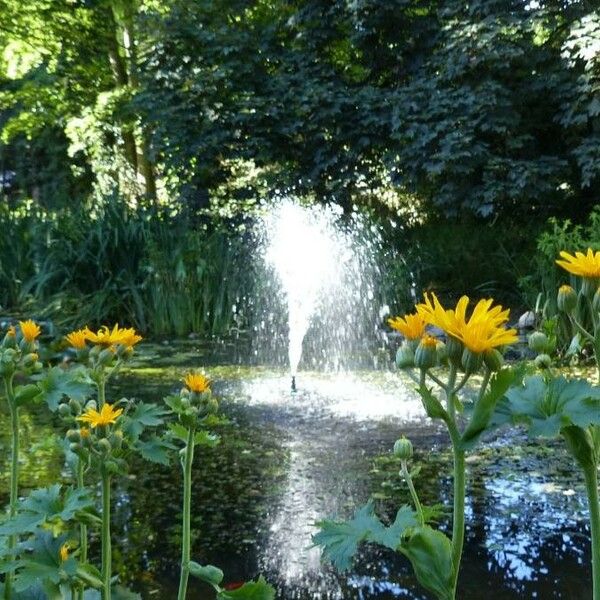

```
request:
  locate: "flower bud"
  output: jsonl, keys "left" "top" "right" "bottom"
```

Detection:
{"left": 98, "top": 348, "right": 115, "bottom": 367}
{"left": 581, "top": 277, "right": 598, "bottom": 297}
{"left": 445, "top": 337, "right": 463, "bottom": 362}
{"left": 395, "top": 344, "right": 415, "bottom": 369}
{"left": 557, "top": 285, "right": 577, "bottom": 313}
{"left": 109, "top": 430, "right": 123, "bottom": 450}
{"left": 414, "top": 335, "right": 438, "bottom": 370}
{"left": 58, "top": 403, "right": 72, "bottom": 418}
{"left": 22, "top": 353, "right": 38, "bottom": 368}
{"left": 68, "top": 398, "right": 82, "bottom": 414}
{"left": 483, "top": 349, "right": 504, "bottom": 372}
{"left": 436, "top": 341, "right": 448, "bottom": 365}
{"left": 66, "top": 429, "right": 81, "bottom": 443}
{"left": 534, "top": 353, "right": 552, "bottom": 369}
{"left": 393, "top": 437, "right": 413, "bottom": 460}
{"left": 97, "top": 438, "right": 112, "bottom": 455}
{"left": 85, "top": 400, "right": 97, "bottom": 411}
{"left": 461, "top": 348, "right": 483, "bottom": 374}
{"left": 69, "top": 442, "right": 81, "bottom": 453}
{"left": 528, "top": 331, "right": 549, "bottom": 354}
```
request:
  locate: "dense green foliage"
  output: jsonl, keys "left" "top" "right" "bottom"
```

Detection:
{"left": 1, "top": 0, "right": 599, "bottom": 331}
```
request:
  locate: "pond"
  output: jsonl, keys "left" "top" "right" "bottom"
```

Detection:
{"left": 0, "top": 339, "right": 593, "bottom": 599}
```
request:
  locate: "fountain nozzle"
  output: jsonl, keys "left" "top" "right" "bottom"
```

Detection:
{"left": 291, "top": 376, "right": 297, "bottom": 392}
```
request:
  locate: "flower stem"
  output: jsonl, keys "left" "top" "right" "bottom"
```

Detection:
{"left": 401, "top": 460, "right": 424, "bottom": 526}
{"left": 177, "top": 428, "right": 195, "bottom": 600}
{"left": 98, "top": 375, "right": 106, "bottom": 408}
{"left": 76, "top": 458, "right": 88, "bottom": 600}
{"left": 449, "top": 440, "right": 466, "bottom": 593}
{"left": 4, "top": 375, "right": 18, "bottom": 600}
{"left": 583, "top": 464, "right": 600, "bottom": 600}
{"left": 101, "top": 467, "right": 112, "bottom": 600}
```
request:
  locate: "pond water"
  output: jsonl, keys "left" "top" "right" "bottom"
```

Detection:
{"left": 0, "top": 340, "right": 594, "bottom": 599}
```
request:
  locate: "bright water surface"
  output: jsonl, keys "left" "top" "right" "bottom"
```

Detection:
{"left": 0, "top": 339, "right": 593, "bottom": 599}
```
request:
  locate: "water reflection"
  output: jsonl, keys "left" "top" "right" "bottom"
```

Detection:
{"left": 0, "top": 363, "right": 594, "bottom": 599}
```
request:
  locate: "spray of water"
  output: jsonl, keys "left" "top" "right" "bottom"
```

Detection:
{"left": 254, "top": 197, "right": 385, "bottom": 376}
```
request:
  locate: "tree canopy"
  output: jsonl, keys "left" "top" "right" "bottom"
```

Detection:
{"left": 0, "top": 0, "right": 598, "bottom": 219}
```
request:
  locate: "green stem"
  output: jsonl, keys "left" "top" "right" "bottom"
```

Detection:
{"left": 101, "top": 467, "right": 112, "bottom": 600}
{"left": 401, "top": 460, "right": 424, "bottom": 526}
{"left": 76, "top": 459, "right": 88, "bottom": 600}
{"left": 98, "top": 375, "right": 106, "bottom": 408}
{"left": 4, "top": 375, "right": 18, "bottom": 600}
{"left": 449, "top": 438, "right": 466, "bottom": 593}
{"left": 446, "top": 364, "right": 458, "bottom": 421}
{"left": 583, "top": 465, "right": 600, "bottom": 600}
{"left": 177, "top": 429, "right": 195, "bottom": 600}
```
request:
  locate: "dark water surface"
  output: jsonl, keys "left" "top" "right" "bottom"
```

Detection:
{"left": 0, "top": 340, "right": 594, "bottom": 599}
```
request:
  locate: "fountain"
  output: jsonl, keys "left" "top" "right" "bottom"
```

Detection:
{"left": 254, "top": 198, "right": 384, "bottom": 383}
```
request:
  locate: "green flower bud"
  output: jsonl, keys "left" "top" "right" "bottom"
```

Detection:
{"left": 22, "top": 353, "right": 38, "bottom": 368}
{"left": 534, "top": 353, "right": 552, "bottom": 369}
{"left": 66, "top": 429, "right": 81, "bottom": 443}
{"left": 395, "top": 344, "right": 415, "bottom": 369}
{"left": 97, "top": 438, "right": 112, "bottom": 455}
{"left": 393, "top": 437, "right": 413, "bottom": 460}
{"left": 32, "top": 361, "right": 43, "bottom": 372}
{"left": 98, "top": 348, "right": 115, "bottom": 367}
{"left": 528, "top": 331, "right": 549, "bottom": 354}
{"left": 484, "top": 349, "right": 504, "bottom": 372}
{"left": 85, "top": 400, "right": 97, "bottom": 411}
{"left": 69, "top": 442, "right": 81, "bottom": 453}
{"left": 414, "top": 335, "right": 438, "bottom": 370}
{"left": 68, "top": 398, "right": 82, "bottom": 414}
{"left": 446, "top": 337, "right": 463, "bottom": 361}
{"left": 581, "top": 277, "right": 598, "bottom": 297}
{"left": 557, "top": 285, "right": 577, "bottom": 313}
{"left": 461, "top": 348, "right": 483, "bottom": 374}
{"left": 436, "top": 341, "right": 448, "bottom": 365}
{"left": 58, "top": 403, "right": 72, "bottom": 418}
{"left": 109, "top": 430, "right": 124, "bottom": 450}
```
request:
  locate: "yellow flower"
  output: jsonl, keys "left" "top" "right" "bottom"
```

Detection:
{"left": 7, "top": 325, "right": 16, "bottom": 337}
{"left": 559, "top": 284, "right": 574, "bottom": 294}
{"left": 77, "top": 403, "right": 123, "bottom": 428}
{"left": 65, "top": 329, "right": 88, "bottom": 349}
{"left": 388, "top": 312, "right": 427, "bottom": 340}
{"left": 556, "top": 248, "right": 600, "bottom": 278}
{"left": 59, "top": 542, "right": 69, "bottom": 562}
{"left": 80, "top": 427, "right": 90, "bottom": 438}
{"left": 420, "top": 334, "right": 439, "bottom": 349}
{"left": 184, "top": 373, "right": 210, "bottom": 393}
{"left": 416, "top": 292, "right": 517, "bottom": 353}
{"left": 84, "top": 324, "right": 142, "bottom": 348}
{"left": 19, "top": 320, "right": 41, "bottom": 342}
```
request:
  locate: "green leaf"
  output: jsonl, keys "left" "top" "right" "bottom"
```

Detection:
{"left": 562, "top": 425, "right": 595, "bottom": 468}
{"left": 14, "top": 384, "right": 40, "bottom": 406}
{"left": 218, "top": 576, "right": 275, "bottom": 600}
{"left": 496, "top": 375, "right": 600, "bottom": 438}
{"left": 167, "top": 422, "right": 189, "bottom": 443}
{"left": 133, "top": 436, "right": 175, "bottom": 465}
{"left": 188, "top": 561, "right": 224, "bottom": 588}
{"left": 12, "top": 532, "right": 74, "bottom": 594}
{"left": 34, "top": 366, "right": 93, "bottom": 411}
{"left": 122, "top": 402, "right": 167, "bottom": 440}
{"left": 194, "top": 430, "right": 220, "bottom": 447}
{"left": 0, "top": 485, "right": 96, "bottom": 535}
{"left": 417, "top": 386, "right": 449, "bottom": 423}
{"left": 75, "top": 563, "right": 103, "bottom": 589}
{"left": 461, "top": 368, "right": 517, "bottom": 449}
{"left": 401, "top": 526, "right": 455, "bottom": 600}
{"left": 313, "top": 502, "right": 417, "bottom": 571}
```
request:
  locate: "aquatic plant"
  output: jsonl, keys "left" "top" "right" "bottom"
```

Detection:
{"left": 0, "top": 321, "right": 43, "bottom": 598}
{"left": 497, "top": 248, "right": 600, "bottom": 600}
{"left": 163, "top": 372, "right": 275, "bottom": 600}
{"left": 315, "top": 293, "right": 519, "bottom": 599}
